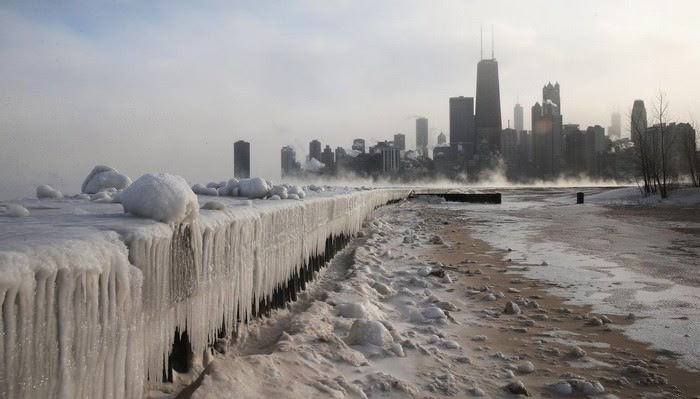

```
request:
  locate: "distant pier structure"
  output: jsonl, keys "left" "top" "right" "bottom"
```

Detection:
{"left": 234, "top": 140, "right": 250, "bottom": 178}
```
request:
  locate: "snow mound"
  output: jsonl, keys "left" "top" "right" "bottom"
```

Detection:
{"left": 81, "top": 165, "right": 132, "bottom": 194}
{"left": 238, "top": 177, "right": 270, "bottom": 199}
{"left": 120, "top": 173, "right": 199, "bottom": 224}
{"left": 346, "top": 319, "right": 394, "bottom": 347}
{"left": 5, "top": 203, "right": 30, "bottom": 217}
{"left": 36, "top": 184, "right": 62, "bottom": 199}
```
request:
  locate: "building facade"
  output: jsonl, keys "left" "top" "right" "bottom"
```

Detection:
{"left": 233, "top": 140, "right": 250, "bottom": 179}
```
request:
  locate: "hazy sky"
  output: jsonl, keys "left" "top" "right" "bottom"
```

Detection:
{"left": 2, "top": 1, "right": 699, "bottom": 196}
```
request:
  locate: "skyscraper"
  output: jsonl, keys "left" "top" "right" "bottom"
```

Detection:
{"left": 514, "top": 103, "right": 524, "bottom": 133}
{"left": 543, "top": 82, "right": 561, "bottom": 113}
{"left": 416, "top": 117, "right": 429, "bottom": 155}
{"left": 352, "top": 139, "right": 366, "bottom": 153}
{"left": 281, "top": 146, "right": 298, "bottom": 177}
{"left": 321, "top": 145, "right": 335, "bottom": 169}
{"left": 449, "top": 96, "right": 475, "bottom": 155}
{"left": 233, "top": 140, "right": 250, "bottom": 179}
{"left": 437, "top": 132, "right": 446, "bottom": 145}
{"left": 631, "top": 100, "right": 647, "bottom": 145}
{"left": 609, "top": 112, "right": 622, "bottom": 139}
{"left": 309, "top": 140, "right": 321, "bottom": 161}
{"left": 475, "top": 58, "right": 502, "bottom": 154}
{"left": 393, "top": 133, "right": 406, "bottom": 151}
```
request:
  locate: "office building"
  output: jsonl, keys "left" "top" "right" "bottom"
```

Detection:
{"left": 233, "top": 140, "right": 250, "bottom": 179}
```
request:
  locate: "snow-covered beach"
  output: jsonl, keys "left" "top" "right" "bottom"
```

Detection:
{"left": 1, "top": 182, "right": 699, "bottom": 398}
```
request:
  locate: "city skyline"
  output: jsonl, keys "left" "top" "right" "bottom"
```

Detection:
{"left": 2, "top": 1, "right": 700, "bottom": 193}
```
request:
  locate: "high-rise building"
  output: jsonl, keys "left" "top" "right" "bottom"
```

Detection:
{"left": 449, "top": 96, "right": 475, "bottom": 155}
{"left": 393, "top": 133, "right": 406, "bottom": 151}
{"left": 609, "top": 112, "right": 622, "bottom": 139}
{"left": 543, "top": 82, "right": 561, "bottom": 113}
{"left": 416, "top": 117, "right": 429, "bottom": 156}
{"left": 352, "top": 139, "right": 366, "bottom": 153}
{"left": 309, "top": 140, "right": 321, "bottom": 161}
{"left": 321, "top": 145, "right": 335, "bottom": 169}
{"left": 281, "top": 146, "right": 298, "bottom": 177}
{"left": 531, "top": 83, "right": 563, "bottom": 179}
{"left": 233, "top": 140, "right": 250, "bottom": 179}
{"left": 475, "top": 58, "right": 502, "bottom": 154}
{"left": 514, "top": 103, "right": 524, "bottom": 133}
{"left": 631, "top": 100, "right": 647, "bottom": 145}
{"left": 437, "top": 132, "right": 446, "bottom": 145}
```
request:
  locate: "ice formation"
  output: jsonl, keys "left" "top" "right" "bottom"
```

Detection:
{"left": 81, "top": 165, "right": 132, "bottom": 194}
{"left": 36, "top": 184, "right": 62, "bottom": 199}
{"left": 0, "top": 183, "right": 409, "bottom": 398}
{"left": 237, "top": 177, "right": 270, "bottom": 198}
{"left": 4, "top": 204, "right": 30, "bottom": 217}
{"left": 120, "top": 173, "right": 199, "bottom": 224}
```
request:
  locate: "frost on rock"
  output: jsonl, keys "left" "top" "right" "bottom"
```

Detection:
{"left": 81, "top": 165, "right": 132, "bottom": 194}
{"left": 36, "top": 184, "right": 62, "bottom": 199}
{"left": 120, "top": 173, "right": 199, "bottom": 224}
{"left": 238, "top": 177, "right": 270, "bottom": 198}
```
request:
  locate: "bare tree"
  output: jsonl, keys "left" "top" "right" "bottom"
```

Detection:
{"left": 630, "top": 105, "right": 655, "bottom": 195}
{"left": 684, "top": 118, "right": 700, "bottom": 187}
{"left": 651, "top": 92, "right": 672, "bottom": 198}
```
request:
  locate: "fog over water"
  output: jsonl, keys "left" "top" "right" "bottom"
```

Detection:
{"left": 2, "top": 1, "right": 699, "bottom": 199}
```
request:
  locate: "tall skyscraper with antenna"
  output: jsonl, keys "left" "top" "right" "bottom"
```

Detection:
{"left": 475, "top": 27, "right": 502, "bottom": 158}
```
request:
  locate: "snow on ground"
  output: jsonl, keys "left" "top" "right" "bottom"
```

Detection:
{"left": 186, "top": 200, "right": 692, "bottom": 398}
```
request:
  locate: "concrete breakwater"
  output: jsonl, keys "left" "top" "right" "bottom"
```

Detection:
{"left": 0, "top": 188, "right": 410, "bottom": 398}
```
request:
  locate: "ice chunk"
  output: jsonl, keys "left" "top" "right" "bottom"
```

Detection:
{"left": 346, "top": 319, "right": 394, "bottom": 347}
{"left": 81, "top": 165, "right": 132, "bottom": 194}
{"left": 5, "top": 203, "right": 30, "bottom": 217}
{"left": 120, "top": 173, "right": 199, "bottom": 223}
{"left": 36, "top": 184, "right": 62, "bottom": 199}
{"left": 192, "top": 183, "right": 219, "bottom": 196}
{"left": 269, "top": 185, "right": 288, "bottom": 199}
{"left": 288, "top": 185, "right": 306, "bottom": 199}
{"left": 238, "top": 177, "right": 270, "bottom": 198}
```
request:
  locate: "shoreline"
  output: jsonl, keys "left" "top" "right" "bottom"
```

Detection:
{"left": 424, "top": 206, "right": 700, "bottom": 397}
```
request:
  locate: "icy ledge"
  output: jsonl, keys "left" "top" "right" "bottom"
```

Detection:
{"left": 0, "top": 187, "right": 409, "bottom": 398}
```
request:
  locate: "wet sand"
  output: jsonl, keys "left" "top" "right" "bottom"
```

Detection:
{"left": 422, "top": 207, "right": 700, "bottom": 398}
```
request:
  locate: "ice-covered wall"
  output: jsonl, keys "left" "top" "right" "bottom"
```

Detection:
{"left": 0, "top": 188, "right": 408, "bottom": 398}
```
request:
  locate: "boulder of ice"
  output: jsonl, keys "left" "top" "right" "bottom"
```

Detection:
{"left": 238, "top": 177, "right": 270, "bottom": 199}
{"left": 91, "top": 191, "right": 112, "bottom": 202}
{"left": 192, "top": 183, "right": 219, "bottom": 196}
{"left": 287, "top": 193, "right": 300, "bottom": 200}
{"left": 269, "top": 185, "right": 288, "bottom": 199}
{"left": 346, "top": 319, "right": 394, "bottom": 347}
{"left": 268, "top": 195, "right": 281, "bottom": 200}
{"left": 120, "top": 173, "right": 199, "bottom": 224}
{"left": 81, "top": 165, "right": 132, "bottom": 194}
{"left": 288, "top": 185, "right": 305, "bottom": 199}
{"left": 36, "top": 184, "right": 62, "bottom": 199}
{"left": 5, "top": 203, "right": 30, "bottom": 217}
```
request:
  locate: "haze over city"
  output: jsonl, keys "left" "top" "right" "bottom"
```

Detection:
{"left": 2, "top": 1, "right": 700, "bottom": 195}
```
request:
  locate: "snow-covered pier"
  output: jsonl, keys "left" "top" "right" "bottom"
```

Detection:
{"left": 0, "top": 186, "right": 410, "bottom": 398}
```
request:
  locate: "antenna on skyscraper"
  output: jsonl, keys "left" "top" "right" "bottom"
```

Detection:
{"left": 480, "top": 25, "right": 483, "bottom": 60}
{"left": 491, "top": 25, "right": 494, "bottom": 59}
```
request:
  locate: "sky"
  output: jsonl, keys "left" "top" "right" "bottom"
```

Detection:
{"left": 1, "top": 0, "right": 699, "bottom": 197}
